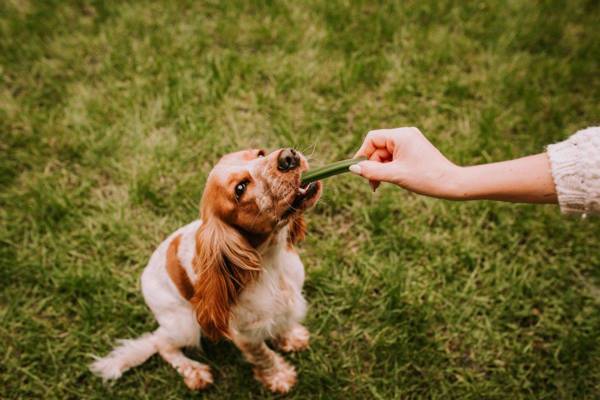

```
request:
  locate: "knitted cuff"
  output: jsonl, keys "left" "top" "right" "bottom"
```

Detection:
{"left": 547, "top": 134, "right": 585, "bottom": 215}
{"left": 547, "top": 127, "right": 600, "bottom": 216}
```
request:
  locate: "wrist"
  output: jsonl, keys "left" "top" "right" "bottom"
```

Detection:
{"left": 442, "top": 165, "right": 471, "bottom": 200}
{"left": 415, "top": 163, "right": 466, "bottom": 200}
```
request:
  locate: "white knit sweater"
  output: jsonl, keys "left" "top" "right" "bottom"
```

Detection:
{"left": 547, "top": 127, "right": 600, "bottom": 216}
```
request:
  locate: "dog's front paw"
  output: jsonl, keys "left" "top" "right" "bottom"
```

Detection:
{"left": 254, "top": 357, "right": 297, "bottom": 393}
{"left": 276, "top": 325, "right": 310, "bottom": 352}
{"left": 178, "top": 361, "right": 213, "bottom": 391}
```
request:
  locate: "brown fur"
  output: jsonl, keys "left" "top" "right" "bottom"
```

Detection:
{"left": 191, "top": 218, "right": 261, "bottom": 341}
{"left": 287, "top": 215, "right": 306, "bottom": 248}
{"left": 166, "top": 235, "right": 195, "bottom": 301}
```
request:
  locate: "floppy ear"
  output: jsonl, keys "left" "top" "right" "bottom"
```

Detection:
{"left": 287, "top": 214, "right": 307, "bottom": 247}
{"left": 191, "top": 218, "right": 261, "bottom": 341}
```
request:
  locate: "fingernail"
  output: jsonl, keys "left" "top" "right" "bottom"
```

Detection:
{"left": 349, "top": 165, "right": 361, "bottom": 175}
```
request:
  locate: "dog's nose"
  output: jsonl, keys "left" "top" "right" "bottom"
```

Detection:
{"left": 277, "top": 148, "right": 300, "bottom": 172}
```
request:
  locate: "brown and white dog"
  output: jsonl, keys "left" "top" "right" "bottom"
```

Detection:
{"left": 90, "top": 148, "right": 322, "bottom": 393}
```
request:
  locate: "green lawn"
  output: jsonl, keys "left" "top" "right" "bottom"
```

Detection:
{"left": 1, "top": 1, "right": 599, "bottom": 398}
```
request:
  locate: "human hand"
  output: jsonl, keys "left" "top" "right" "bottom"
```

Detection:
{"left": 351, "top": 127, "right": 461, "bottom": 198}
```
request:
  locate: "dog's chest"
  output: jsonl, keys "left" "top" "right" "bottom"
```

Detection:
{"left": 230, "top": 247, "right": 306, "bottom": 338}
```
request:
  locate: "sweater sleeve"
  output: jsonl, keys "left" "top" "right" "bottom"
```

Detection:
{"left": 546, "top": 127, "right": 600, "bottom": 216}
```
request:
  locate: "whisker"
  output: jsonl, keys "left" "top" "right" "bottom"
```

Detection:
{"left": 306, "top": 142, "right": 318, "bottom": 159}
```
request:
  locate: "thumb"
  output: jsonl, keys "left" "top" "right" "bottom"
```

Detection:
{"left": 349, "top": 160, "right": 396, "bottom": 182}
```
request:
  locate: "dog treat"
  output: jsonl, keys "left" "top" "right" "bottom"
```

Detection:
{"left": 301, "top": 157, "right": 366, "bottom": 185}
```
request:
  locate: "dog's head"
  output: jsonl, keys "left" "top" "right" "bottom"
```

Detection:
{"left": 192, "top": 148, "right": 322, "bottom": 340}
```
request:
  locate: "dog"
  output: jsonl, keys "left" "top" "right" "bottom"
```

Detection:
{"left": 90, "top": 148, "right": 322, "bottom": 393}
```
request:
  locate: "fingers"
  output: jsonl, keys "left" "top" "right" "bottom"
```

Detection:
{"left": 369, "top": 148, "right": 391, "bottom": 163}
{"left": 369, "top": 180, "right": 380, "bottom": 192}
{"left": 352, "top": 127, "right": 422, "bottom": 192}
{"left": 366, "top": 149, "right": 389, "bottom": 191}
{"left": 355, "top": 127, "right": 422, "bottom": 159}
{"left": 349, "top": 160, "right": 396, "bottom": 183}
{"left": 353, "top": 132, "right": 396, "bottom": 192}
{"left": 354, "top": 130, "right": 393, "bottom": 159}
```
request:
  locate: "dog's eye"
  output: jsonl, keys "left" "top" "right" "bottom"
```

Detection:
{"left": 235, "top": 181, "right": 248, "bottom": 199}
{"left": 257, "top": 150, "right": 265, "bottom": 158}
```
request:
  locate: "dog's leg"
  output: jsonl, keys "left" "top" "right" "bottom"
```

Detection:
{"left": 274, "top": 324, "right": 310, "bottom": 353}
{"left": 233, "top": 337, "right": 296, "bottom": 394}
{"left": 156, "top": 344, "right": 213, "bottom": 391}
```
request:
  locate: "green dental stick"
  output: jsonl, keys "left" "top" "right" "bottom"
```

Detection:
{"left": 301, "top": 157, "right": 366, "bottom": 185}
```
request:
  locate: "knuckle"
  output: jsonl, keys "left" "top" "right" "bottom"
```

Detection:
{"left": 396, "top": 127, "right": 420, "bottom": 139}
{"left": 368, "top": 129, "right": 386, "bottom": 137}
{"left": 407, "top": 127, "right": 421, "bottom": 135}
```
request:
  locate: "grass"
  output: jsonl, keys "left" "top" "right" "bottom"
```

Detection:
{"left": 1, "top": 0, "right": 599, "bottom": 398}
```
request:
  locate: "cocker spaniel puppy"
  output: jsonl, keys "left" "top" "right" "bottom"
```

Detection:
{"left": 91, "top": 148, "right": 322, "bottom": 393}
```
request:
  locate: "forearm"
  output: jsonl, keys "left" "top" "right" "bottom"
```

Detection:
{"left": 450, "top": 153, "right": 557, "bottom": 203}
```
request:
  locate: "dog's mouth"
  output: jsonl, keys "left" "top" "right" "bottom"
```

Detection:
{"left": 295, "top": 181, "right": 320, "bottom": 206}
{"left": 283, "top": 181, "right": 321, "bottom": 217}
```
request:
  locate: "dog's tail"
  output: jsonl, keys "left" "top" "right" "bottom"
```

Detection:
{"left": 90, "top": 332, "right": 157, "bottom": 381}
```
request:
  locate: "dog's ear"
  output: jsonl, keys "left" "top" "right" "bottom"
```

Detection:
{"left": 287, "top": 214, "right": 306, "bottom": 247}
{"left": 191, "top": 218, "right": 260, "bottom": 341}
